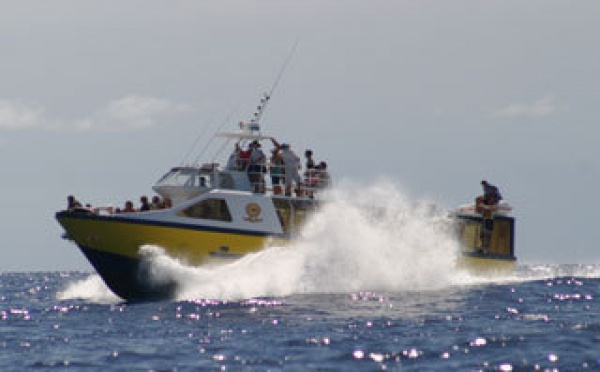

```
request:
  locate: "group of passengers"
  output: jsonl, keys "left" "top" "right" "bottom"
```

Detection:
{"left": 66, "top": 194, "right": 171, "bottom": 214}
{"left": 118, "top": 195, "right": 172, "bottom": 213}
{"left": 227, "top": 137, "right": 330, "bottom": 196}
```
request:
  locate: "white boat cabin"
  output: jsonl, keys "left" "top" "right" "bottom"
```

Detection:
{"left": 152, "top": 164, "right": 254, "bottom": 206}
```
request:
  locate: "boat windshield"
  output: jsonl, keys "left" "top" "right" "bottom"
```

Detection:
{"left": 155, "top": 167, "right": 212, "bottom": 188}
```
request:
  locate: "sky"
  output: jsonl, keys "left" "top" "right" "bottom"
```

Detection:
{"left": 0, "top": 0, "right": 598, "bottom": 271}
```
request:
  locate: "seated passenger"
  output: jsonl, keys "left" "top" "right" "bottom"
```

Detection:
{"left": 150, "top": 195, "right": 164, "bottom": 209}
{"left": 475, "top": 180, "right": 503, "bottom": 214}
{"left": 121, "top": 200, "right": 137, "bottom": 213}
{"left": 67, "top": 195, "right": 83, "bottom": 210}
{"left": 316, "top": 161, "right": 331, "bottom": 188}
{"left": 140, "top": 196, "right": 151, "bottom": 211}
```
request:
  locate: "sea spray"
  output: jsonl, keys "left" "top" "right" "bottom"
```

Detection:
{"left": 141, "top": 180, "right": 466, "bottom": 300}
{"left": 57, "top": 274, "right": 121, "bottom": 304}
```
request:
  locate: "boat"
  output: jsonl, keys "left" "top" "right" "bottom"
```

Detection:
{"left": 56, "top": 93, "right": 327, "bottom": 301}
{"left": 453, "top": 200, "right": 517, "bottom": 273}
{"left": 56, "top": 95, "right": 516, "bottom": 301}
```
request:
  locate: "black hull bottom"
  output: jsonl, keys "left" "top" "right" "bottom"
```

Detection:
{"left": 79, "top": 245, "right": 177, "bottom": 302}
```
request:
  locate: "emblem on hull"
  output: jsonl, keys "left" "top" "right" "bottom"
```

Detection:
{"left": 244, "top": 203, "right": 262, "bottom": 222}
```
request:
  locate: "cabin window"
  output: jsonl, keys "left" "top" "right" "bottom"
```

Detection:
{"left": 156, "top": 168, "right": 199, "bottom": 187}
{"left": 178, "top": 198, "right": 232, "bottom": 222}
{"left": 197, "top": 173, "right": 212, "bottom": 188}
{"left": 219, "top": 174, "right": 235, "bottom": 189}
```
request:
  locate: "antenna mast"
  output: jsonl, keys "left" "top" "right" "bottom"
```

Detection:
{"left": 244, "top": 41, "right": 299, "bottom": 134}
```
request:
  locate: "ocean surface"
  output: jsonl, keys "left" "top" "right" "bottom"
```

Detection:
{"left": 3, "top": 184, "right": 599, "bottom": 370}
{"left": 1, "top": 266, "right": 600, "bottom": 370}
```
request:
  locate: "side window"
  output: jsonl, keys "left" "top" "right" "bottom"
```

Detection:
{"left": 178, "top": 198, "right": 232, "bottom": 222}
{"left": 219, "top": 174, "right": 235, "bottom": 189}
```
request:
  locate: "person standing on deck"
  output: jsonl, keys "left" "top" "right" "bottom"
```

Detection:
{"left": 248, "top": 140, "right": 266, "bottom": 193}
{"left": 279, "top": 143, "right": 301, "bottom": 196}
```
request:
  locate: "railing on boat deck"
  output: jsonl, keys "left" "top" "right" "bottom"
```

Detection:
{"left": 79, "top": 161, "right": 331, "bottom": 215}
{"left": 240, "top": 161, "right": 331, "bottom": 198}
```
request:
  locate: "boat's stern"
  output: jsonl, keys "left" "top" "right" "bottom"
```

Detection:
{"left": 454, "top": 208, "right": 517, "bottom": 274}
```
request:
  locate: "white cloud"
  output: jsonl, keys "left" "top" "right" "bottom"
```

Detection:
{"left": 0, "top": 100, "right": 46, "bottom": 130}
{"left": 91, "top": 95, "right": 195, "bottom": 130}
{"left": 0, "top": 95, "right": 195, "bottom": 132}
{"left": 492, "top": 96, "right": 559, "bottom": 119}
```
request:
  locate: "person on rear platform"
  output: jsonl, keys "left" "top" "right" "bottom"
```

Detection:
{"left": 476, "top": 180, "right": 502, "bottom": 212}
{"left": 476, "top": 180, "right": 503, "bottom": 251}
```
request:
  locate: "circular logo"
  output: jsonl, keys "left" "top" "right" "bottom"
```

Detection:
{"left": 245, "top": 203, "right": 262, "bottom": 222}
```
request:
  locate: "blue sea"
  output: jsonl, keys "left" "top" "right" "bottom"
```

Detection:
{"left": 1, "top": 266, "right": 600, "bottom": 370}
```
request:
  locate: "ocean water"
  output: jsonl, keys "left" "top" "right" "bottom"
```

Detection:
{"left": 2, "top": 183, "right": 600, "bottom": 370}
{"left": 2, "top": 267, "right": 600, "bottom": 370}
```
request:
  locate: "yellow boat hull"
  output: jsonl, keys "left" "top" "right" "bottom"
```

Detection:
{"left": 56, "top": 211, "right": 275, "bottom": 300}
{"left": 457, "top": 252, "right": 517, "bottom": 275}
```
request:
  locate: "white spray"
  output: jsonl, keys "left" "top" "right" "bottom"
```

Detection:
{"left": 150, "top": 180, "right": 465, "bottom": 300}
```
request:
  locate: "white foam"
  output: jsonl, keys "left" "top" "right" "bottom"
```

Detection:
{"left": 141, "top": 180, "right": 474, "bottom": 301}
{"left": 56, "top": 274, "right": 122, "bottom": 304}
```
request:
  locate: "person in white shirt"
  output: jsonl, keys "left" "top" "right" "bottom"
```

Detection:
{"left": 279, "top": 143, "right": 301, "bottom": 196}
{"left": 247, "top": 141, "right": 266, "bottom": 193}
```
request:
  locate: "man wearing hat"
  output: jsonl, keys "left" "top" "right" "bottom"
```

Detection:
{"left": 279, "top": 143, "right": 301, "bottom": 196}
{"left": 248, "top": 140, "right": 266, "bottom": 193}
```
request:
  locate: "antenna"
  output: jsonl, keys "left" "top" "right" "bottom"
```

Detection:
{"left": 193, "top": 107, "right": 237, "bottom": 165}
{"left": 180, "top": 111, "right": 215, "bottom": 166}
{"left": 246, "top": 41, "right": 299, "bottom": 133}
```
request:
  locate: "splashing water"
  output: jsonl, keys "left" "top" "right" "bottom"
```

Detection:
{"left": 145, "top": 181, "right": 466, "bottom": 300}
{"left": 57, "top": 274, "right": 121, "bottom": 304}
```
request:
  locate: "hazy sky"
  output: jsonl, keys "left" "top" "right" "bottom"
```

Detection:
{"left": 1, "top": 1, "right": 598, "bottom": 271}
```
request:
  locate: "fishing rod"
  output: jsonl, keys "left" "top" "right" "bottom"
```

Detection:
{"left": 190, "top": 42, "right": 299, "bottom": 166}
{"left": 246, "top": 40, "right": 299, "bottom": 134}
{"left": 195, "top": 106, "right": 238, "bottom": 166}
{"left": 180, "top": 110, "right": 216, "bottom": 166}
